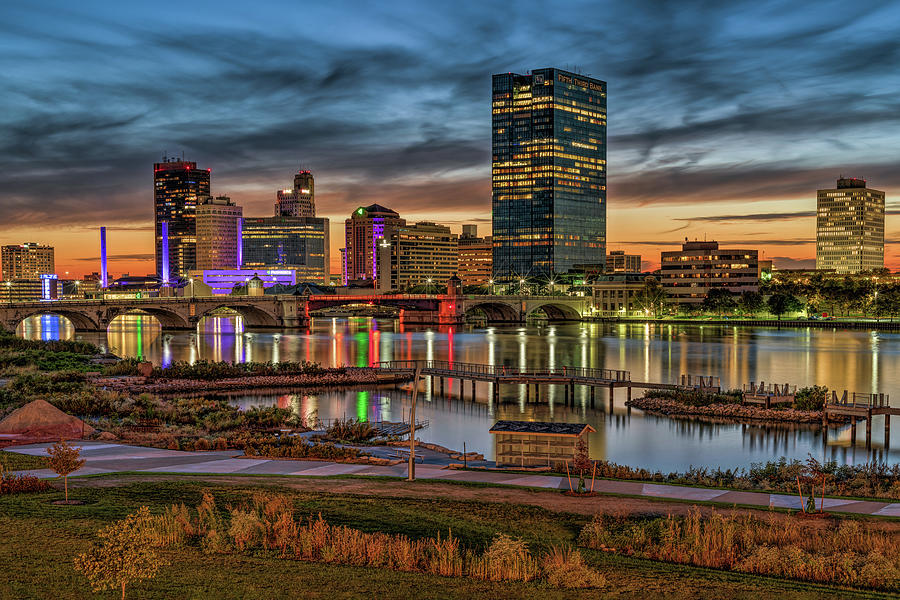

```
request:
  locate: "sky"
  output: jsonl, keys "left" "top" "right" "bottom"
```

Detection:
{"left": 2, "top": 0, "right": 900, "bottom": 277}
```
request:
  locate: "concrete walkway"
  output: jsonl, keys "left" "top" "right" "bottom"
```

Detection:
{"left": 8, "top": 441, "right": 900, "bottom": 517}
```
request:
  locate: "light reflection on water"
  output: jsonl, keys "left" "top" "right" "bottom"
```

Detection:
{"left": 15, "top": 313, "right": 900, "bottom": 471}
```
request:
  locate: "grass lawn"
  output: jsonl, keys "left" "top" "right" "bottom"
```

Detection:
{"left": 0, "top": 479, "right": 891, "bottom": 599}
{"left": 0, "top": 450, "right": 49, "bottom": 471}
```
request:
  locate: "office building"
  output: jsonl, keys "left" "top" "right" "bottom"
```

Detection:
{"left": 605, "top": 251, "right": 641, "bottom": 273}
{"left": 154, "top": 156, "right": 211, "bottom": 280}
{"left": 660, "top": 240, "right": 759, "bottom": 304}
{"left": 0, "top": 277, "right": 58, "bottom": 302}
{"left": 1, "top": 243, "right": 55, "bottom": 280}
{"left": 458, "top": 225, "right": 493, "bottom": 286}
{"left": 492, "top": 68, "right": 607, "bottom": 280}
{"left": 816, "top": 177, "right": 885, "bottom": 273}
{"left": 196, "top": 195, "right": 243, "bottom": 270}
{"left": 377, "top": 222, "right": 458, "bottom": 291}
{"left": 275, "top": 169, "right": 316, "bottom": 217}
{"left": 241, "top": 216, "right": 330, "bottom": 283}
{"left": 343, "top": 204, "right": 405, "bottom": 283}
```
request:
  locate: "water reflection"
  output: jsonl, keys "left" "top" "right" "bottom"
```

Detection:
{"left": 16, "top": 313, "right": 900, "bottom": 470}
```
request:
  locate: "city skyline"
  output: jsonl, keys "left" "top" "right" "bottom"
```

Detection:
{"left": 3, "top": 1, "right": 900, "bottom": 277}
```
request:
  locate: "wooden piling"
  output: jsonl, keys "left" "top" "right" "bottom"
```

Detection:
{"left": 851, "top": 417, "right": 857, "bottom": 445}
{"left": 590, "top": 386, "right": 595, "bottom": 408}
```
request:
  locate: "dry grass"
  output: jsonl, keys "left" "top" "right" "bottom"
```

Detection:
{"left": 579, "top": 507, "right": 900, "bottom": 591}
{"left": 140, "top": 490, "right": 605, "bottom": 588}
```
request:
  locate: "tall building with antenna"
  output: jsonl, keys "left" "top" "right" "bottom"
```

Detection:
{"left": 491, "top": 67, "right": 607, "bottom": 280}
{"left": 276, "top": 169, "right": 315, "bottom": 217}
{"left": 154, "top": 156, "right": 210, "bottom": 280}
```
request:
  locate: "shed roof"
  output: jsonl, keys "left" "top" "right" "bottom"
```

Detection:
{"left": 489, "top": 421, "right": 595, "bottom": 437}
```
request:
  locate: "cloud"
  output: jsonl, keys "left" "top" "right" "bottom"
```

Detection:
{"left": 72, "top": 253, "right": 155, "bottom": 262}
{"left": 2, "top": 0, "right": 900, "bottom": 272}
{"left": 769, "top": 256, "right": 816, "bottom": 270}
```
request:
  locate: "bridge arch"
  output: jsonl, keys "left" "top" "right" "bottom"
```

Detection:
{"left": 527, "top": 302, "right": 583, "bottom": 321}
{"left": 106, "top": 307, "right": 191, "bottom": 330}
{"left": 463, "top": 301, "right": 521, "bottom": 323}
{"left": 200, "top": 303, "right": 280, "bottom": 328}
{"left": 8, "top": 309, "right": 101, "bottom": 332}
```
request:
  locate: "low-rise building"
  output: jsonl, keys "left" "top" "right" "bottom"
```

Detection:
{"left": 660, "top": 240, "right": 759, "bottom": 304}
{"left": 591, "top": 274, "right": 648, "bottom": 316}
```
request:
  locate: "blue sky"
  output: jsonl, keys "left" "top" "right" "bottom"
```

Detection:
{"left": 2, "top": 0, "right": 899, "bottom": 274}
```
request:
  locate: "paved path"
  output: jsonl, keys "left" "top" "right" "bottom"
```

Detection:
{"left": 8, "top": 441, "right": 900, "bottom": 517}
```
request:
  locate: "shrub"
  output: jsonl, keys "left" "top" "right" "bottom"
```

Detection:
{"left": 542, "top": 546, "right": 607, "bottom": 589}
{"left": 0, "top": 465, "right": 52, "bottom": 495}
{"left": 243, "top": 436, "right": 366, "bottom": 461}
{"left": 326, "top": 418, "right": 378, "bottom": 443}
{"left": 794, "top": 385, "right": 828, "bottom": 411}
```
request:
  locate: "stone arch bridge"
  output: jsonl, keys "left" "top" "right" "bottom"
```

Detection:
{"left": 0, "top": 294, "right": 590, "bottom": 332}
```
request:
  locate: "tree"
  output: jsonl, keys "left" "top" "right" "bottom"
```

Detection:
{"left": 47, "top": 439, "right": 85, "bottom": 502}
{"left": 573, "top": 437, "right": 591, "bottom": 494}
{"left": 74, "top": 506, "right": 168, "bottom": 600}
{"left": 767, "top": 293, "right": 803, "bottom": 321}
{"left": 633, "top": 276, "right": 667, "bottom": 318}
{"left": 739, "top": 291, "right": 765, "bottom": 316}
{"left": 701, "top": 288, "right": 737, "bottom": 317}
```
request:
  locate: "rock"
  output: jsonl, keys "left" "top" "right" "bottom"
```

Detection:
{"left": 97, "top": 431, "right": 118, "bottom": 441}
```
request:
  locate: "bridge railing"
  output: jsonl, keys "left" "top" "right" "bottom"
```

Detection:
{"left": 375, "top": 360, "right": 630, "bottom": 382}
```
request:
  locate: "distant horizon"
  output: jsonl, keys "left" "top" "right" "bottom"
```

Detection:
{"left": 3, "top": 0, "right": 899, "bottom": 277}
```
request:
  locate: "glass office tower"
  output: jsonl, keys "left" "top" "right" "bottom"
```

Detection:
{"left": 154, "top": 157, "right": 211, "bottom": 280}
{"left": 816, "top": 177, "right": 885, "bottom": 274}
{"left": 492, "top": 68, "right": 607, "bottom": 280}
{"left": 241, "top": 216, "right": 330, "bottom": 284}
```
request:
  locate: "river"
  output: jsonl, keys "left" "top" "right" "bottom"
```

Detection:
{"left": 16, "top": 313, "right": 900, "bottom": 471}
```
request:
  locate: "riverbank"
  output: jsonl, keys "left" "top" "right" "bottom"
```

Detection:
{"left": 626, "top": 396, "right": 824, "bottom": 423}
{"left": 596, "top": 316, "right": 900, "bottom": 330}
{"left": 91, "top": 367, "right": 412, "bottom": 394}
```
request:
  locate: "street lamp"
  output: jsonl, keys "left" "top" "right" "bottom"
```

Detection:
{"left": 189, "top": 278, "right": 194, "bottom": 298}
{"left": 488, "top": 279, "right": 494, "bottom": 296}
{"left": 519, "top": 278, "right": 526, "bottom": 295}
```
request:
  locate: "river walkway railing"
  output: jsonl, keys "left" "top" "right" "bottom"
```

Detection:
{"left": 375, "top": 360, "right": 719, "bottom": 407}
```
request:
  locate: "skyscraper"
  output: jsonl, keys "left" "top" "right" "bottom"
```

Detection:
{"left": 241, "top": 216, "right": 330, "bottom": 284}
{"left": 492, "top": 68, "right": 607, "bottom": 280}
{"left": 276, "top": 169, "right": 315, "bottom": 217}
{"left": 343, "top": 204, "right": 405, "bottom": 283}
{"left": 816, "top": 177, "right": 885, "bottom": 274}
{"left": 196, "top": 195, "right": 243, "bottom": 270}
{"left": 154, "top": 157, "right": 210, "bottom": 280}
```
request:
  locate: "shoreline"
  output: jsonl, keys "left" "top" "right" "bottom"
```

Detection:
{"left": 593, "top": 316, "right": 900, "bottom": 331}
{"left": 626, "top": 396, "right": 826, "bottom": 424}
{"left": 91, "top": 367, "right": 412, "bottom": 395}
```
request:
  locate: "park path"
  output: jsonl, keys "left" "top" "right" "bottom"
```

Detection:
{"left": 9, "top": 441, "right": 900, "bottom": 517}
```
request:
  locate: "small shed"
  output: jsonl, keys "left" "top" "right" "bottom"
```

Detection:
{"left": 489, "top": 420, "right": 595, "bottom": 467}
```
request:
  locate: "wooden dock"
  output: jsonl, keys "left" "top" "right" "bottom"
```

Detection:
{"left": 824, "top": 392, "right": 896, "bottom": 448}
{"left": 376, "top": 360, "right": 719, "bottom": 408}
{"left": 742, "top": 382, "right": 797, "bottom": 409}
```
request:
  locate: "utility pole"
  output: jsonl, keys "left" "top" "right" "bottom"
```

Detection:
{"left": 407, "top": 365, "right": 422, "bottom": 481}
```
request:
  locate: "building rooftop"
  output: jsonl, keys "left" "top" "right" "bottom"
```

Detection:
{"left": 489, "top": 421, "right": 596, "bottom": 437}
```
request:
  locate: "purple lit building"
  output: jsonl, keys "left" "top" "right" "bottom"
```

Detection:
{"left": 199, "top": 269, "right": 297, "bottom": 295}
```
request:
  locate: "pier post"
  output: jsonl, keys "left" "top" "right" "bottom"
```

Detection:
{"left": 471, "top": 380, "right": 476, "bottom": 402}
{"left": 459, "top": 379, "right": 463, "bottom": 400}
{"left": 851, "top": 417, "right": 857, "bottom": 445}
{"left": 590, "top": 386, "right": 595, "bottom": 408}
{"left": 440, "top": 377, "right": 444, "bottom": 397}
{"left": 886, "top": 415, "right": 891, "bottom": 448}
{"left": 627, "top": 386, "right": 632, "bottom": 402}
{"left": 536, "top": 384, "right": 541, "bottom": 403}
{"left": 608, "top": 383, "right": 614, "bottom": 402}
{"left": 526, "top": 384, "right": 530, "bottom": 403}
{"left": 866, "top": 415, "right": 872, "bottom": 449}
{"left": 564, "top": 384, "right": 568, "bottom": 405}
